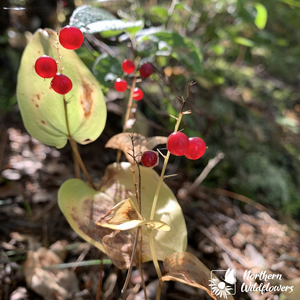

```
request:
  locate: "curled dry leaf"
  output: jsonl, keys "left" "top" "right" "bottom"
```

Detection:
{"left": 105, "top": 133, "right": 167, "bottom": 164}
{"left": 24, "top": 247, "right": 82, "bottom": 300}
{"left": 58, "top": 162, "right": 187, "bottom": 269}
{"left": 95, "top": 198, "right": 170, "bottom": 231}
{"left": 162, "top": 252, "right": 234, "bottom": 300}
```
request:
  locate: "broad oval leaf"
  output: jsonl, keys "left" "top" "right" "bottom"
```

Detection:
{"left": 162, "top": 252, "right": 235, "bottom": 300}
{"left": 58, "top": 162, "right": 187, "bottom": 269}
{"left": 17, "top": 28, "right": 107, "bottom": 148}
{"left": 254, "top": 3, "right": 268, "bottom": 30}
{"left": 70, "top": 5, "right": 143, "bottom": 35}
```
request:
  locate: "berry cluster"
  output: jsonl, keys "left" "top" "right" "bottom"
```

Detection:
{"left": 167, "top": 132, "right": 206, "bottom": 160}
{"left": 34, "top": 26, "right": 84, "bottom": 95}
{"left": 114, "top": 60, "right": 154, "bottom": 101}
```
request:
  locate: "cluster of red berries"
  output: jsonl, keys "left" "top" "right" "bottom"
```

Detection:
{"left": 34, "top": 26, "right": 84, "bottom": 95}
{"left": 167, "top": 132, "right": 206, "bottom": 160}
{"left": 141, "top": 133, "right": 206, "bottom": 168}
{"left": 114, "top": 60, "right": 154, "bottom": 101}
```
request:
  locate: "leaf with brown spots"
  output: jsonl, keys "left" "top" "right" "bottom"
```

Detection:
{"left": 95, "top": 198, "right": 170, "bottom": 231}
{"left": 58, "top": 162, "right": 186, "bottom": 269}
{"left": 162, "top": 252, "right": 234, "bottom": 300}
{"left": 17, "top": 28, "right": 106, "bottom": 148}
{"left": 105, "top": 133, "right": 167, "bottom": 164}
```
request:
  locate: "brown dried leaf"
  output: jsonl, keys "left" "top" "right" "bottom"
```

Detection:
{"left": 95, "top": 198, "right": 170, "bottom": 231}
{"left": 162, "top": 252, "right": 234, "bottom": 300}
{"left": 24, "top": 248, "right": 82, "bottom": 300}
{"left": 105, "top": 133, "right": 167, "bottom": 164}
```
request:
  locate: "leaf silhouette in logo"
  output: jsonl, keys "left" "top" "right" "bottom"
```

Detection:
{"left": 224, "top": 268, "right": 236, "bottom": 285}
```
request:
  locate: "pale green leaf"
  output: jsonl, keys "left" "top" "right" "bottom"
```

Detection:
{"left": 70, "top": 5, "right": 143, "bottom": 35}
{"left": 234, "top": 37, "right": 255, "bottom": 47}
{"left": 17, "top": 28, "right": 106, "bottom": 148}
{"left": 58, "top": 162, "right": 187, "bottom": 269}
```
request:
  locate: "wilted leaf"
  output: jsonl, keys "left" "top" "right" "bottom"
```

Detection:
{"left": 17, "top": 28, "right": 106, "bottom": 148}
{"left": 96, "top": 198, "right": 170, "bottom": 231}
{"left": 162, "top": 252, "right": 234, "bottom": 300}
{"left": 58, "top": 162, "right": 187, "bottom": 269}
{"left": 24, "top": 247, "right": 82, "bottom": 300}
{"left": 105, "top": 133, "right": 167, "bottom": 164}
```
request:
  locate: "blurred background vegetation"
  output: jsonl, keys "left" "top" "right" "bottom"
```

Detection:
{"left": 1, "top": 0, "right": 300, "bottom": 217}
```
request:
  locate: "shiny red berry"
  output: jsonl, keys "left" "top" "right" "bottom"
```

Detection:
{"left": 167, "top": 132, "right": 189, "bottom": 156}
{"left": 59, "top": 26, "right": 84, "bottom": 50}
{"left": 140, "top": 63, "right": 153, "bottom": 78}
{"left": 133, "top": 88, "right": 143, "bottom": 101}
{"left": 141, "top": 150, "right": 159, "bottom": 168}
{"left": 35, "top": 55, "right": 57, "bottom": 78}
{"left": 122, "top": 59, "right": 135, "bottom": 74}
{"left": 185, "top": 137, "right": 206, "bottom": 160}
{"left": 51, "top": 73, "right": 72, "bottom": 95}
{"left": 114, "top": 78, "right": 127, "bottom": 92}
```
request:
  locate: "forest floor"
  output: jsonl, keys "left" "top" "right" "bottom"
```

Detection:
{"left": 1, "top": 111, "right": 300, "bottom": 300}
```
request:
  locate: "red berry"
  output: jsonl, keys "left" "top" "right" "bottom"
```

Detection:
{"left": 185, "top": 137, "right": 206, "bottom": 160}
{"left": 59, "top": 26, "right": 84, "bottom": 50}
{"left": 167, "top": 132, "right": 189, "bottom": 156}
{"left": 140, "top": 63, "right": 153, "bottom": 78}
{"left": 133, "top": 88, "right": 143, "bottom": 101}
{"left": 35, "top": 55, "right": 57, "bottom": 78}
{"left": 114, "top": 78, "right": 127, "bottom": 92}
{"left": 141, "top": 150, "right": 159, "bottom": 168}
{"left": 51, "top": 73, "right": 72, "bottom": 95}
{"left": 122, "top": 59, "right": 135, "bottom": 74}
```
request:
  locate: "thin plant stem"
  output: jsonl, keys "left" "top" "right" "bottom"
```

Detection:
{"left": 148, "top": 83, "right": 194, "bottom": 300}
{"left": 55, "top": 34, "right": 96, "bottom": 190}
{"left": 147, "top": 228, "right": 162, "bottom": 278}
{"left": 69, "top": 138, "right": 97, "bottom": 190}
{"left": 156, "top": 280, "right": 163, "bottom": 300}
{"left": 121, "top": 228, "right": 140, "bottom": 300}
{"left": 117, "top": 75, "right": 137, "bottom": 163}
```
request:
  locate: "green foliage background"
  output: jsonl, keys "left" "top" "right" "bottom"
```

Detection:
{"left": 2, "top": 0, "right": 300, "bottom": 215}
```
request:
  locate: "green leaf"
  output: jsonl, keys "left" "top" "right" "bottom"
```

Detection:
{"left": 58, "top": 162, "right": 187, "bottom": 269}
{"left": 70, "top": 5, "right": 143, "bottom": 35}
{"left": 139, "top": 31, "right": 203, "bottom": 74}
{"left": 16, "top": 28, "right": 106, "bottom": 148}
{"left": 70, "top": 5, "right": 116, "bottom": 29}
{"left": 92, "top": 53, "right": 122, "bottom": 88}
{"left": 150, "top": 5, "right": 169, "bottom": 21}
{"left": 254, "top": 3, "right": 268, "bottom": 30}
{"left": 234, "top": 37, "right": 255, "bottom": 47}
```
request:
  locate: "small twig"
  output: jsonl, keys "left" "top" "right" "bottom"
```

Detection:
{"left": 200, "top": 186, "right": 267, "bottom": 211}
{"left": 187, "top": 151, "right": 225, "bottom": 193}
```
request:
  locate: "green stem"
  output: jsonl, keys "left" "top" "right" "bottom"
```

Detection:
{"left": 149, "top": 112, "right": 184, "bottom": 220}
{"left": 147, "top": 228, "right": 162, "bottom": 278}
{"left": 55, "top": 34, "right": 96, "bottom": 190}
